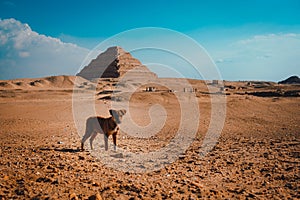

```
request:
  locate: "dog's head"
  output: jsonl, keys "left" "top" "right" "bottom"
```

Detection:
{"left": 109, "top": 109, "right": 126, "bottom": 124}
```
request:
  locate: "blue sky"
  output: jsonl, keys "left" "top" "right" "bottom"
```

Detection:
{"left": 0, "top": 0, "right": 299, "bottom": 80}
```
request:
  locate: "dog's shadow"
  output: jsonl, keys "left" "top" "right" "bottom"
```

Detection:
{"left": 40, "top": 147, "right": 81, "bottom": 153}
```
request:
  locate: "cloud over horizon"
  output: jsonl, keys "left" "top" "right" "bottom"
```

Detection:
{"left": 209, "top": 32, "right": 300, "bottom": 81}
{"left": 0, "top": 18, "right": 89, "bottom": 80}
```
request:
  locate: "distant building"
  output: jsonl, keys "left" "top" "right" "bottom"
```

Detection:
{"left": 183, "top": 88, "right": 196, "bottom": 93}
{"left": 212, "top": 80, "right": 219, "bottom": 85}
{"left": 145, "top": 87, "right": 156, "bottom": 92}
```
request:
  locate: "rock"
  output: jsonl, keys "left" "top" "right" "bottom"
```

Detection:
{"left": 190, "top": 181, "right": 204, "bottom": 188}
{"left": 88, "top": 193, "right": 102, "bottom": 200}
{"left": 46, "top": 165, "right": 54, "bottom": 170}
{"left": 69, "top": 193, "right": 78, "bottom": 200}
{"left": 36, "top": 177, "right": 52, "bottom": 183}
{"left": 226, "top": 161, "right": 234, "bottom": 165}
{"left": 285, "top": 183, "right": 293, "bottom": 189}
{"left": 15, "top": 188, "right": 25, "bottom": 195}
{"left": 3, "top": 175, "right": 9, "bottom": 181}
{"left": 138, "top": 165, "right": 146, "bottom": 169}
{"left": 52, "top": 178, "right": 59, "bottom": 185}
{"left": 189, "top": 193, "right": 198, "bottom": 200}
{"left": 92, "top": 181, "right": 100, "bottom": 187}
{"left": 78, "top": 155, "right": 85, "bottom": 160}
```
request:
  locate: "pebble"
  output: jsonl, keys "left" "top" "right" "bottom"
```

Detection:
{"left": 3, "top": 175, "right": 9, "bottom": 181}
{"left": 69, "top": 193, "right": 78, "bottom": 200}
{"left": 78, "top": 155, "right": 85, "bottom": 160}
{"left": 92, "top": 182, "right": 100, "bottom": 187}
{"left": 88, "top": 193, "right": 102, "bottom": 200}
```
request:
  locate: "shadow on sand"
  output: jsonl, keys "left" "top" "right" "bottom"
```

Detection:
{"left": 40, "top": 147, "right": 81, "bottom": 153}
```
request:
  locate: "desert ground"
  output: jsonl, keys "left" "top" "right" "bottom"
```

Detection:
{"left": 0, "top": 75, "right": 299, "bottom": 199}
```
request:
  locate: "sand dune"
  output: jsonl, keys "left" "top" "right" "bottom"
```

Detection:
{"left": 0, "top": 75, "right": 93, "bottom": 90}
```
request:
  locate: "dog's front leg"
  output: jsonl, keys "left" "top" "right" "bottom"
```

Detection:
{"left": 112, "top": 132, "right": 117, "bottom": 151}
{"left": 104, "top": 134, "right": 109, "bottom": 151}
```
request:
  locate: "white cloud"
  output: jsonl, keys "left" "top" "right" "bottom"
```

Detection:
{"left": 215, "top": 58, "right": 233, "bottom": 63}
{"left": 18, "top": 51, "right": 30, "bottom": 58}
{"left": 232, "top": 33, "right": 300, "bottom": 63}
{"left": 210, "top": 32, "right": 300, "bottom": 80}
{"left": 237, "top": 33, "right": 300, "bottom": 45}
{"left": 0, "top": 18, "right": 90, "bottom": 80}
{"left": 2, "top": 1, "right": 16, "bottom": 7}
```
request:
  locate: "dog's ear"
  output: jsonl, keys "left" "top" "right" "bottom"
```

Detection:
{"left": 109, "top": 109, "right": 114, "bottom": 116}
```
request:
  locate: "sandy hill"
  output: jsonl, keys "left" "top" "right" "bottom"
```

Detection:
{"left": 1, "top": 74, "right": 299, "bottom": 98}
{"left": 0, "top": 75, "right": 91, "bottom": 90}
{"left": 278, "top": 75, "right": 300, "bottom": 84}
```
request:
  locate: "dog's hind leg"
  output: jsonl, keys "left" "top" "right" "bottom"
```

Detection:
{"left": 81, "top": 130, "right": 91, "bottom": 151}
{"left": 89, "top": 132, "right": 97, "bottom": 150}
{"left": 81, "top": 118, "right": 94, "bottom": 151}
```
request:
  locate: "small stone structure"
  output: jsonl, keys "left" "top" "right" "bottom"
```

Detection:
{"left": 183, "top": 88, "right": 197, "bottom": 93}
{"left": 212, "top": 80, "right": 219, "bottom": 85}
{"left": 145, "top": 87, "right": 156, "bottom": 92}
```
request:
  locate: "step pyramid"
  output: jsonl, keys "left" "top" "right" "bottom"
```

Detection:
{"left": 76, "top": 46, "right": 157, "bottom": 80}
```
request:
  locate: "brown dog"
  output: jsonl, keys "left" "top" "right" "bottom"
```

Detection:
{"left": 81, "top": 109, "right": 126, "bottom": 151}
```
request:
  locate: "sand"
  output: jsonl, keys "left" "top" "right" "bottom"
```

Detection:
{"left": 0, "top": 76, "right": 299, "bottom": 199}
